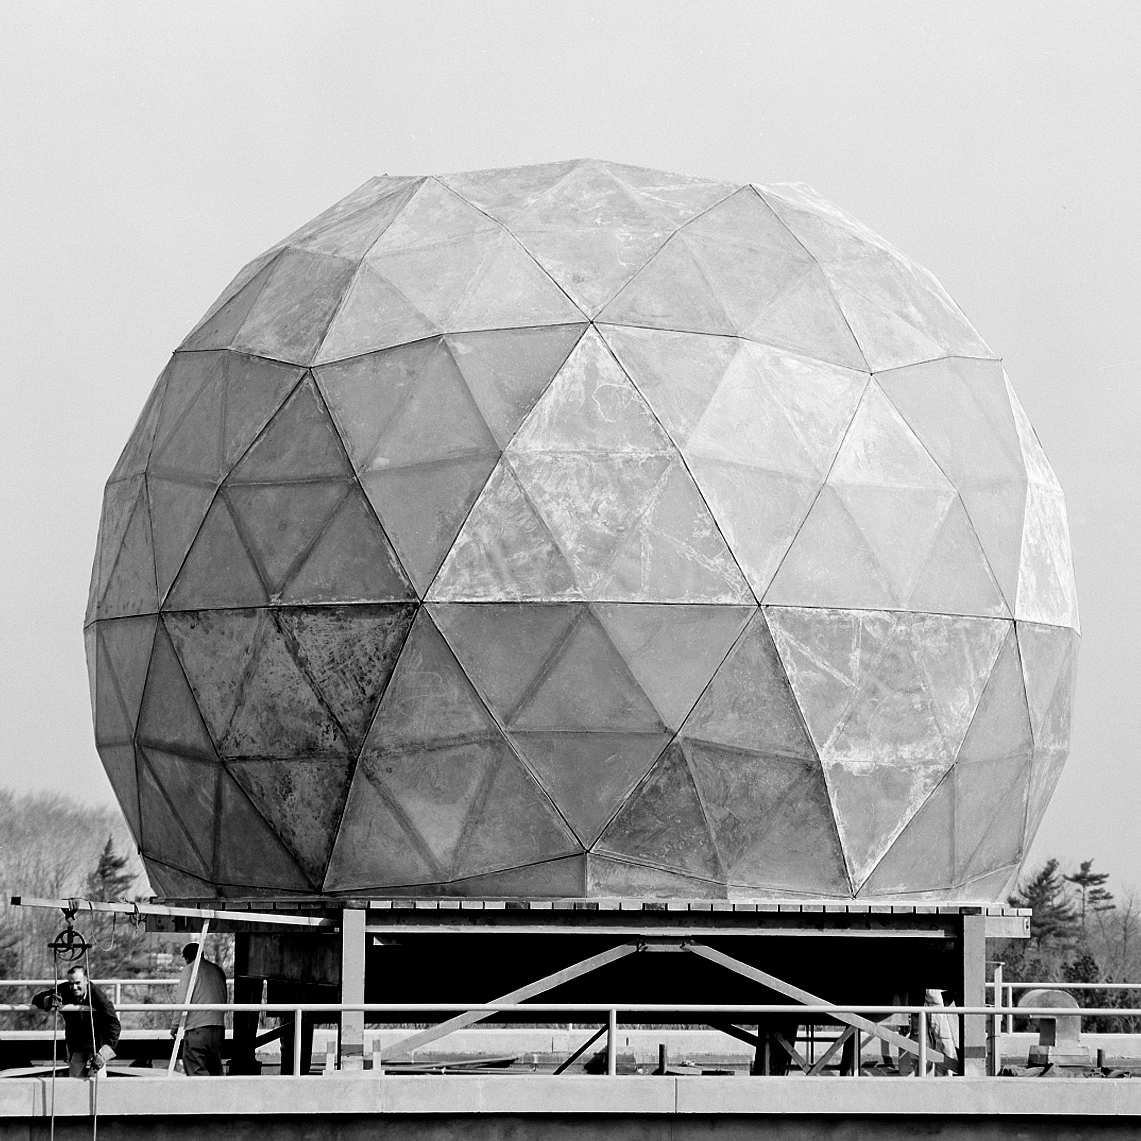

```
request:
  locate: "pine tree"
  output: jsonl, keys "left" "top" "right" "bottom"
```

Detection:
{"left": 1065, "top": 859, "right": 1114, "bottom": 936}
{"left": 82, "top": 836, "right": 149, "bottom": 981}
{"left": 1008, "top": 858, "right": 1079, "bottom": 974}
{"left": 85, "top": 837, "right": 136, "bottom": 902}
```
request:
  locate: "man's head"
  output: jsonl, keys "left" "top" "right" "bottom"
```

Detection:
{"left": 181, "top": 943, "right": 200, "bottom": 964}
{"left": 66, "top": 965, "right": 88, "bottom": 998}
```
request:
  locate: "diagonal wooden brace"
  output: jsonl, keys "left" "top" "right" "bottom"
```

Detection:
{"left": 684, "top": 942, "right": 949, "bottom": 1068}
{"left": 378, "top": 941, "right": 639, "bottom": 1062}
{"left": 808, "top": 1025, "right": 854, "bottom": 1075}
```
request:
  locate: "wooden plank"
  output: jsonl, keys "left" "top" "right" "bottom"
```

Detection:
{"left": 377, "top": 942, "right": 639, "bottom": 1062}
{"left": 808, "top": 1025, "right": 854, "bottom": 1076}
{"left": 10, "top": 896, "right": 332, "bottom": 929}
{"left": 552, "top": 1023, "right": 607, "bottom": 1075}
{"left": 684, "top": 943, "right": 948, "bottom": 1066}
{"left": 771, "top": 1028, "right": 811, "bottom": 1073}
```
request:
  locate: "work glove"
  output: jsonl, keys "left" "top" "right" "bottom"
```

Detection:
{"left": 89, "top": 1045, "right": 114, "bottom": 1072}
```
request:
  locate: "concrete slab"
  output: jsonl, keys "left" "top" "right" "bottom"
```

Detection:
{"left": 3, "top": 1074, "right": 1141, "bottom": 1120}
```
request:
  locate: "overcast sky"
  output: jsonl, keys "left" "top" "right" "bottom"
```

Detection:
{"left": 3, "top": 1, "right": 1139, "bottom": 890}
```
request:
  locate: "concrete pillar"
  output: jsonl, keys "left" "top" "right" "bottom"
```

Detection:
{"left": 959, "top": 912, "right": 987, "bottom": 1077}
{"left": 338, "top": 908, "right": 367, "bottom": 1069}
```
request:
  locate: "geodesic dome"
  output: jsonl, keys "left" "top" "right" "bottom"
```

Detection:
{"left": 85, "top": 159, "right": 1078, "bottom": 902}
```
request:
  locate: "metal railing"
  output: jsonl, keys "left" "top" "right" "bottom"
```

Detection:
{"left": 986, "top": 973, "right": 1141, "bottom": 1034}
{"left": 4, "top": 1000, "right": 1140, "bottom": 1079}
{"left": 0, "top": 979, "right": 181, "bottom": 1007}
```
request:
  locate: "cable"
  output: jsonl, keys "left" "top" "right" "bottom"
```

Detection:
{"left": 49, "top": 950, "right": 59, "bottom": 1141}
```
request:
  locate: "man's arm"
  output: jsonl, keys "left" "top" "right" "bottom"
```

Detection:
{"left": 30, "top": 986, "right": 63, "bottom": 1012}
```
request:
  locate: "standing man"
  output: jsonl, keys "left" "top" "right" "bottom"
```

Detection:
{"left": 32, "top": 964, "right": 120, "bottom": 1077}
{"left": 171, "top": 943, "right": 228, "bottom": 1075}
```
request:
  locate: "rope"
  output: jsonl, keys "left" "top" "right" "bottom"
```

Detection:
{"left": 85, "top": 942, "right": 99, "bottom": 1141}
{"left": 49, "top": 950, "right": 59, "bottom": 1141}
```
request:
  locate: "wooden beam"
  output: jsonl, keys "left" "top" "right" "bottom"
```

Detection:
{"left": 168, "top": 920, "right": 209, "bottom": 1076}
{"left": 377, "top": 942, "right": 639, "bottom": 1062}
{"left": 339, "top": 909, "right": 366, "bottom": 1067}
{"left": 11, "top": 896, "right": 332, "bottom": 929}
{"left": 552, "top": 1023, "right": 608, "bottom": 1075}
{"left": 808, "top": 1025, "right": 854, "bottom": 1076}
{"left": 684, "top": 942, "right": 948, "bottom": 1067}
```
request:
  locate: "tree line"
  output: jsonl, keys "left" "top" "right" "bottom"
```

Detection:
{"left": 999, "top": 857, "right": 1141, "bottom": 1031}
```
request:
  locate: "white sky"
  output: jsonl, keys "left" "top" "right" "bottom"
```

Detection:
{"left": 2, "top": 1, "right": 1139, "bottom": 889}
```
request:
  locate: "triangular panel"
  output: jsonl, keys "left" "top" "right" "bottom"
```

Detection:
{"left": 136, "top": 624, "right": 216, "bottom": 759}
{"left": 956, "top": 627, "right": 1032, "bottom": 763}
{"left": 230, "top": 376, "right": 351, "bottom": 483}
{"left": 595, "top": 461, "right": 753, "bottom": 603}
{"left": 222, "top": 615, "right": 349, "bottom": 759}
{"left": 907, "top": 497, "right": 1010, "bottom": 617}
{"left": 214, "top": 769, "right": 311, "bottom": 890}
{"left": 764, "top": 486, "right": 897, "bottom": 608}
{"left": 742, "top": 263, "right": 867, "bottom": 370}
{"left": 1017, "top": 622, "right": 1078, "bottom": 748}
{"left": 164, "top": 608, "right": 265, "bottom": 748}
{"left": 231, "top": 248, "right": 357, "bottom": 366}
{"left": 180, "top": 254, "right": 280, "bottom": 352}
{"left": 593, "top": 603, "right": 754, "bottom": 730}
{"left": 314, "top": 263, "right": 440, "bottom": 364}
{"left": 323, "top": 770, "right": 438, "bottom": 891}
{"left": 219, "top": 355, "right": 308, "bottom": 471}
{"left": 859, "top": 772, "right": 955, "bottom": 896}
{"left": 363, "top": 609, "right": 499, "bottom": 754}
{"left": 453, "top": 752, "right": 581, "bottom": 879}
{"left": 142, "top": 748, "right": 218, "bottom": 876}
{"left": 766, "top": 608, "right": 1005, "bottom": 765}
{"left": 447, "top": 324, "right": 587, "bottom": 447}
{"left": 98, "top": 480, "right": 158, "bottom": 619}
{"left": 685, "top": 742, "right": 848, "bottom": 894}
{"left": 229, "top": 758, "right": 354, "bottom": 886}
{"left": 681, "top": 611, "right": 815, "bottom": 757}
{"left": 276, "top": 603, "right": 416, "bottom": 752}
{"left": 515, "top": 731, "right": 671, "bottom": 846}
{"left": 447, "top": 230, "right": 588, "bottom": 331}
{"left": 96, "top": 743, "right": 142, "bottom": 842}
{"left": 282, "top": 488, "right": 415, "bottom": 603}
{"left": 164, "top": 496, "right": 268, "bottom": 610}
{"left": 511, "top": 328, "right": 671, "bottom": 455}
{"left": 597, "top": 745, "right": 722, "bottom": 881}
{"left": 824, "top": 758, "right": 949, "bottom": 890}
{"left": 361, "top": 455, "right": 499, "bottom": 594}
{"left": 94, "top": 615, "right": 159, "bottom": 746}
{"left": 137, "top": 752, "right": 212, "bottom": 878}
{"left": 225, "top": 481, "right": 348, "bottom": 592}
{"left": 361, "top": 742, "right": 498, "bottom": 876}
{"left": 599, "top": 324, "right": 737, "bottom": 445}
{"left": 430, "top": 601, "right": 581, "bottom": 722}
{"left": 954, "top": 753, "right": 1030, "bottom": 885}
{"left": 599, "top": 234, "right": 736, "bottom": 335}
{"left": 428, "top": 460, "right": 580, "bottom": 601}
{"left": 148, "top": 478, "right": 217, "bottom": 601}
{"left": 316, "top": 339, "right": 440, "bottom": 467}
{"left": 511, "top": 610, "right": 663, "bottom": 733}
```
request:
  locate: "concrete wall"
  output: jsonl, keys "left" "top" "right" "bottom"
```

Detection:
{"left": 2, "top": 1075, "right": 1141, "bottom": 1140}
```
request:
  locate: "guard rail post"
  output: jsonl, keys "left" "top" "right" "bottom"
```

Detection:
{"left": 607, "top": 1009, "right": 617, "bottom": 1076}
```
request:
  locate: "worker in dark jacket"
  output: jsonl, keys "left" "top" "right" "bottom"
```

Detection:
{"left": 32, "top": 964, "right": 121, "bottom": 1077}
